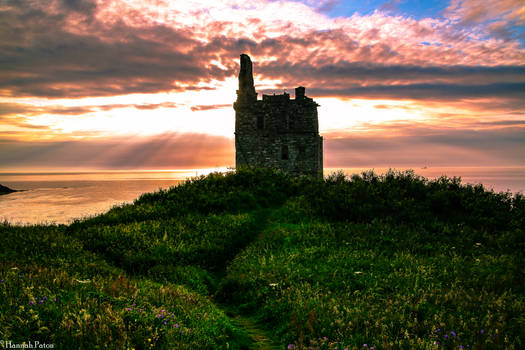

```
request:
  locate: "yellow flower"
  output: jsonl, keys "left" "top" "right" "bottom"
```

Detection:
{"left": 148, "top": 338, "right": 151, "bottom": 342}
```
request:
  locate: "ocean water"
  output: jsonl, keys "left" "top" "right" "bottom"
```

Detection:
{"left": 0, "top": 167, "right": 523, "bottom": 225}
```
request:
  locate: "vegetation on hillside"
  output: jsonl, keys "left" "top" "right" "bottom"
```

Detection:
{"left": 1, "top": 168, "right": 524, "bottom": 349}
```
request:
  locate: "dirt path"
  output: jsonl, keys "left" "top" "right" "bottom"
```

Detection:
{"left": 225, "top": 308, "right": 282, "bottom": 350}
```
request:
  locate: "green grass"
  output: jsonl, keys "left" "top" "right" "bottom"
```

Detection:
{"left": 1, "top": 168, "right": 524, "bottom": 349}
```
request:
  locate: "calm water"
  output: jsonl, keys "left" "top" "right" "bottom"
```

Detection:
{"left": 0, "top": 167, "right": 523, "bottom": 225}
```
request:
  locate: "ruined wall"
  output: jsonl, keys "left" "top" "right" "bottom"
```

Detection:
{"left": 234, "top": 54, "right": 323, "bottom": 177}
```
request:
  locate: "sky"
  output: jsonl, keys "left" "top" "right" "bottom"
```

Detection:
{"left": 0, "top": 0, "right": 524, "bottom": 171}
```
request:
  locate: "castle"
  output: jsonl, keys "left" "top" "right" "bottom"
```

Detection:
{"left": 234, "top": 54, "right": 323, "bottom": 177}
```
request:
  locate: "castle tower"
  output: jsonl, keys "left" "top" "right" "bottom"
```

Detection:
{"left": 234, "top": 54, "right": 323, "bottom": 178}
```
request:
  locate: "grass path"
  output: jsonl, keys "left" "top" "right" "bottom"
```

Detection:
{"left": 216, "top": 208, "right": 283, "bottom": 349}
{"left": 229, "top": 312, "right": 282, "bottom": 350}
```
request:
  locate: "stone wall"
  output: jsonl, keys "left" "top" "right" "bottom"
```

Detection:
{"left": 234, "top": 55, "right": 323, "bottom": 177}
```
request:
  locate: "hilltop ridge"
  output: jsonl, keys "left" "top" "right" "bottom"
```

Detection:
{"left": 1, "top": 168, "right": 524, "bottom": 349}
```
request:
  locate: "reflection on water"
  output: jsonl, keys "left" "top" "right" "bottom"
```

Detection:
{"left": 0, "top": 167, "right": 523, "bottom": 225}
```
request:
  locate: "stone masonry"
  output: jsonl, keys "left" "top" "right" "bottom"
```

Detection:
{"left": 234, "top": 54, "right": 323, "bottom": 177}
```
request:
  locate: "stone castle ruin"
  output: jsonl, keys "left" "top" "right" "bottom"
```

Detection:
{"left": 234, "top": 54, "right": 323, "bottom": 177}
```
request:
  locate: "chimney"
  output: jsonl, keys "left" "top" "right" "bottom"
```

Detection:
{"left": 295, "top": 86, "right": 305, "bottom": 100}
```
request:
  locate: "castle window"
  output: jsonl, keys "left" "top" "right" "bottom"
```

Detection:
{"left": 281, "top": 145, "right": 289, "bottom": 160}
{"left": 257, "top": 115, "right": 264, "bottom": 129}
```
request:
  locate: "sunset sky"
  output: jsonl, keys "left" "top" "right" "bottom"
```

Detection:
{"left": 1, "top": 0, "right": 524, "bottom": 170}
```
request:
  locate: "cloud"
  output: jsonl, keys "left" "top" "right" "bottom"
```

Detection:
{"left": 307, "top": 82, "right": 525, "bottom": 101}
{"left": 0, "top": 102, "right": 180, "bottom": 117}
{"left": 323, "top": 125, "right": 525, "bottom": 167}
{"left": 0, "top": 1, "right": 232, "bottom": 98}
{"left": 190, "top": 104, "right": 232, "bottom": 112}
{"left": 0, "top": 133, "right": 235, "bottom": 169}
{"left": 1, "top": 0, "right": 524, "bottom": 101}
{"left": 445, "top": 0, "right": 525, "bottom": 41}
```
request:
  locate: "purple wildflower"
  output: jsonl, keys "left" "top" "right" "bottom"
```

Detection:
{"left": 363, "top": 344, "right": 368, "bottom": 348}
{"left": 287, "top": 345, "right": 294, "bottom": 350}
{"left": 29, "top": 301, "right": 34, "bottom": 305}
{"left": 451, "top": 331, "right": 456, "bottom": 338}
{"left": 163, "top": 320, "right": 167, "bottom": 325}
{"left": 39, "top": 300, "right": 44, "bottom": 304}
{"left": 481, "top": 329, "right": 485, "bottom": 334}
{"left": 53, "top": 297, "right": 56, "bottom": 302}
{"left": 0, "top": 279, "right": 4, "bottom": 282}
{"left": 445, "top": 334, "right": 448, "bottom": 339}
{"left": 139, "top": 309, "right": 142, "bottom": 313}
{"left": 437, "top": 329, "right": 440, "bottom": 332}
{"left": 175, "top": 323, "right": 179, "bottom": 328}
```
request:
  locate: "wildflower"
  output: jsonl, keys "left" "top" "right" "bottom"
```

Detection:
{"left": 163, "top": 320, "right": 167, "bottom": 325}
{"left": 437, "top": 329, "right": 440, "bottom": 332}
{"left": 460, "top": 346, "right": 463, "bottom": 349}
{"left": 29, "top": 301, "right": 34, "bottom": 305}
{"left": 175, "top": 323, "right": 178, "bottom": 328}
{"left": 481, "top": 329, "right": 485, "bottom": 334}
{"left": 287, "top": 345, "right": 295, "bottom": 349}
{"left": 53, "top": 297, "right": 56, "bottom": 302}
{"left": 139, "top": 309, "right": 143, "bottom": 313}
{"left": 451, "top": 331, "right": 456, "bottom": 338}
{"left": 44, "top": 296, "right": 48, "bottom": 300}
{"left": 148, "top": 338, "right": 151, "bottom": 342}
{"left": 445, "top": 334, "right": 448, "bottom": 339}
{"left": 363, "top": 344, "right": 367, "bottom": 348}
{"left": 39, "top": 300, "right": 44, "bottom": 304}
{"left": 0, "top": 279, "right": 4, "bottom": 282}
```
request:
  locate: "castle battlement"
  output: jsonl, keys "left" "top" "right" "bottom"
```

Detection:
{"left": 234, "top": 54, "right": 323, "bottom": 177}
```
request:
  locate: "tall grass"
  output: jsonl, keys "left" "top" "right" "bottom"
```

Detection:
{"left": 1, "top": 168, "right": 523, "bottom": 349}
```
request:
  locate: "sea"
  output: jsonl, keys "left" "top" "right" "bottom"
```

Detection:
{"left": 0, "top": 167, "right": 524, "bottom": 225}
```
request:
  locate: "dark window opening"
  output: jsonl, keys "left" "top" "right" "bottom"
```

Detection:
{"left": 257, "top": 115, "right": 264, "bottom": 129}
{"left": 281, "top": 145, "right": 289, "bottom": 160}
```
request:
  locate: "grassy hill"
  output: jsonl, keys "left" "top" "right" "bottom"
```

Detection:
{"left": 1, "top": 168, "right": 524, "bottom": 349}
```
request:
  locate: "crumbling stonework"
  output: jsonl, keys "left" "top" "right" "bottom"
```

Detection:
{"left": 234, "top": 54, "right": 323, "bottom": 177}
